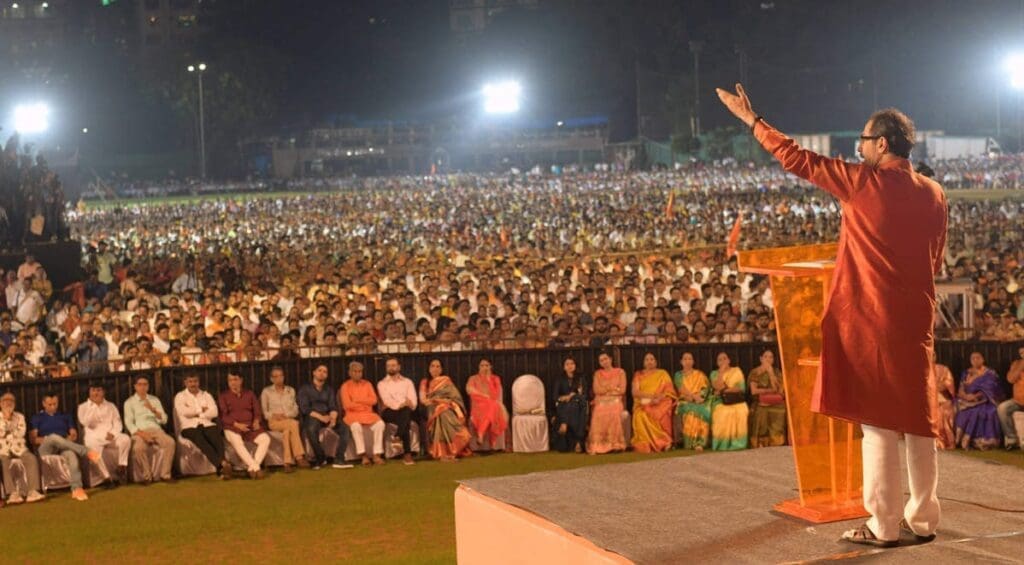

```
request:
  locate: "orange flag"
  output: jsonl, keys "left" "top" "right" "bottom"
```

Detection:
{"left": 665, "top": 192, "right": 675, "bottom": 218}
{"left": 726, "top": 212, "right": 743, "bottom": 257}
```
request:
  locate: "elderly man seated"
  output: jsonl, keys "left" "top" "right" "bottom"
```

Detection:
{"left": 219, "top": 370, "right": 271, "bottom": 479}
{"left": 339, "top": 361, "right": 385, "bottom": 466}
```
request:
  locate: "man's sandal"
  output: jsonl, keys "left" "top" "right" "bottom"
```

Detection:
{"left": 840, "top": 523, "right": 899, "bottom": 548}
{"left": 899, "top": 519, "right": 936, "bottom": 543}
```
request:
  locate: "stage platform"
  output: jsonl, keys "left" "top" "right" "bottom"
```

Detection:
{"left": 456, "top": 448, "right": 1024, "bottom": 564}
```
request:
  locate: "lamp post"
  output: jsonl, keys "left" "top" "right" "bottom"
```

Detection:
{"left": 689, "top": 40, "right": 703, "bottom": 137}
{"left": 187, "top": 62, "right": 208, "bottom": 179}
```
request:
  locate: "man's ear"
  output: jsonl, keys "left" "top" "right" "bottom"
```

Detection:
{"left": 878, "top": 136, "right": 891, "bottom": 155}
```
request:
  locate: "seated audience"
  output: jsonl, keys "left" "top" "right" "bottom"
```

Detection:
{"left": 996, "top": 345, "right": 1024, "bottom": 450}
{"left": 550, "top": 357, "right": 588, "bottom": 453}
{"left": 674, "top": 351, "right": 711, "bottom": 451}
{"left": 934, "top": 362, "right": 956, "bottom": 449}
{"left": 586, "top": 351, "right": 627, "bottom": 454}
{"left": 30, "top": 392, "right": 100, "bottom": 500}
{"left": 78, "top": 383, "right": 131, "bottom": 484}
{"left": 711, "top": 351, "right": 749, "bottom": 451}
{"left": 630, "top": 352, "right": 676, "bottom": 453}
{"left": 467, "top": 358, "right": 508, "bottom": 452}
{"left": 124, "top": 375, "right": 177, "bottom": 483}
{"left": 219, "top": 370, "right": 271, "bottom": 479}
{"left": 420, "top": 359, "right": 472, "bottom": 461}
{"left": 260, "top": 366, "right": 308, "bottom": 472}
{"left": 377, "top": 357, "right": 418, "bottom": 465}
{"left": 0, "top": 392, "right": 44, "bottom": 503}
{"left": 173, "top": 374, "right": 231, "bottom": 478}
{"left": 340, "top": 361, "right": 385, "bottom": 466}
{"left": 298, "top": 364, "right": 349, "bottom": 468}
{"left": 954, "top": 351, "right": 1006, "bottom": 450}
{"left": 747, "top": 349, "right": 786, "bottom": 448}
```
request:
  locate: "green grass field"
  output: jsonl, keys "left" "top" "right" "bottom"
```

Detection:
{"left": 2, "top": 448, "right": 1020, "bottom": 564}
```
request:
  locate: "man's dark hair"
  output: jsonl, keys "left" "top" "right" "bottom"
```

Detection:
{"left": 869, "top": 108, "right": 915, "bottom": 159}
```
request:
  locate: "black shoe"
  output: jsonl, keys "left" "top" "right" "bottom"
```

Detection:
{"left": 899, "top": 519, "right": 936, "bottom": 543}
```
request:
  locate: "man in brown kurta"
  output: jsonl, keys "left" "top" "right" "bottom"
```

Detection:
{"left": 219, "top": 371, "right": 271, "bottom": 479}
{"left": 718, "top": 84, "right": 946, "bottom": 547}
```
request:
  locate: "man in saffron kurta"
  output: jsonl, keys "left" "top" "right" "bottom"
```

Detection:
{"left": 718, "top": 84, "right": 946, "bottom": 547}
{"left": 340, "top": 361, "right": 385, "bottom": 465}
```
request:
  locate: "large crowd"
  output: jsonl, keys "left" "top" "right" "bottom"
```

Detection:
{"left": 0, "top": 152, "right": 1020, "bottom": 507}
{"left": 0, "top": 134, "right": 68, "bottom": 246}
{"left": 0, "top": 165, "right": 1017, "bottom": 379}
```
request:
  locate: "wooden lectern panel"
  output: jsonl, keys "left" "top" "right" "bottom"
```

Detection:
{"left": 738, "top": 243, "right": 868, "bottom": 523}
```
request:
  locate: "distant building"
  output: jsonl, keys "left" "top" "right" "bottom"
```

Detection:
{"left": 136, "top": 0, "right": 200, "bottom": 52}
{"left": 264, "top": 118, "right": 608, "bottom": 178}
{"left": 449, "top": 0, "right": 539, "bottom": 34}
{"left": 0, "top": 0, "right": 69, "bottom": 79}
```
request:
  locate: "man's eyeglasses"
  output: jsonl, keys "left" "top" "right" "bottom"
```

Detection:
{"left": 859, "top": 135, "right": 883, "bottom": 141}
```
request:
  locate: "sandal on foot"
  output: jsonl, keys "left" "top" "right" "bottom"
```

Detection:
{"left": 840, "top": 523, "right": 898, "bottom": 548}
{"left": 899, "top": 519, "right": 936, "bottom": 543}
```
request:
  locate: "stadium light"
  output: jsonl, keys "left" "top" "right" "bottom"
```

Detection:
{"left": 483, "top": 80, "right": 522, "bottom": 114}
{"left": 1006, "top": 53, "right": 1024, "bottom": 90}
{"left": 13, "top": 103, "right": 50, "bottom": 134}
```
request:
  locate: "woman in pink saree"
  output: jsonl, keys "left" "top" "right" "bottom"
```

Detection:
{"left": 467, "top": 358, "right": 508, "bottom": 451}
{"left": 587, "top": 351, "right": 627, "bottom": 454}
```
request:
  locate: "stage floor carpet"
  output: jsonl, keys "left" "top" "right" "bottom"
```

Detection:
{"left": 458, "top": 448, "right": 1024, "bottom": 564}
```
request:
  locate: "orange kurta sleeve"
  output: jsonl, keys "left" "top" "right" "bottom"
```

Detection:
{"left": 753, "top": 121, "right": 869, "bottom": 203}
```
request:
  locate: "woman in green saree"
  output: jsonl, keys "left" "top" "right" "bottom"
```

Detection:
{"left": 419, "top": 359, "right": 472, "bottom": 461}
{"left": 710, "top": 351, "right": 749, "bottom": 451}
{"left": 673, "top": 351, "right": 711, "bottom": 451}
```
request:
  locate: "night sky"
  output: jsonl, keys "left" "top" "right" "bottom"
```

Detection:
{"left": 9, "top": 0, "right": 1024, "bottom": 153}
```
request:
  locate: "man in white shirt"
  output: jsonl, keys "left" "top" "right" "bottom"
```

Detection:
{"left": 78, "top": 384, "right": 131, "bottom": 484}
{"left": 174, "top": 374, "right": 232, "bottom": 478}
{"left": 377, "top": 357, "right": 418, "bottom": 465}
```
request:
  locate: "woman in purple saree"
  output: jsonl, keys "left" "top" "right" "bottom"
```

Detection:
{"left": 954, "top": 352, "right": 1006, "bottom": 450}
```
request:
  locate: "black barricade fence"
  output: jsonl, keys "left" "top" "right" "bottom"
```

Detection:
{"left": 4, "top": 340, "right": 1021, "bottom": 434}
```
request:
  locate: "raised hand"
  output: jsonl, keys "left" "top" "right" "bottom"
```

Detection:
{"left": 715, "top": 83, "right": 757, "bottom": 127}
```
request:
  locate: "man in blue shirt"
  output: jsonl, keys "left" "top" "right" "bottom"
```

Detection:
{"left": 297, "top": 364, "right": 350, "bottom": 468}
{"left": 29, "top": 392, "right": 100, "bottom": 501}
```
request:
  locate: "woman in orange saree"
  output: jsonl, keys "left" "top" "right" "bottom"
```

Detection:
{"left": 630, "top": 352, "right": 677, "bottom": 453}
{"left": 419, "top": 359, "right": 472, "bottom": 461}
{"left": 467, "top": 358, "right": 508, "bottom": 451}
{"left": 586, "top": 351, "right": 627, "bottom": 454}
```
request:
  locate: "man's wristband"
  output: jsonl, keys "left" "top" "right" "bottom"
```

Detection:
{"left": 750, "top": 115, "right": 764, "bottom": 133}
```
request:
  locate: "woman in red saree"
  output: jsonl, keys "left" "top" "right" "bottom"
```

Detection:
{"left": 467, "top": 358, "right": 508, "bottom": 451}
{"left": 631, "top": 352, "right": 677, "bottom": 453}
{"left": 420, "top": 359, "right": 472, "bottom": 461}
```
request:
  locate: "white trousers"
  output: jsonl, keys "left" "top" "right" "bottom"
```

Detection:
{"left": 86, "top": 433, "right": 131, "bottom": 467}
{"left": 350, "top": 421, "right": 385, "bottom": 455}
{"left": 862, "top": 424, "right": 941, "bottom": 541}
{"left": 224, "top": 430, "right": 271, "bottom": 472}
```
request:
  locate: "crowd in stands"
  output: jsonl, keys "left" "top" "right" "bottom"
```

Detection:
{"left": 2, "top": 345, "right": 1019, "bottom": 507}
{"left": 0, "top": 166, "right": 1017, "bottom": 378}
{"left": 0, "top": 134, "right": 68, "bottom": 245}
{"left": 933, "top": 154, "right": 1024, "bottom": 189}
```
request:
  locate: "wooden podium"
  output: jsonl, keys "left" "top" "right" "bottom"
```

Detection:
{"left": 737, "top": 243, "right": 868, "bottom": 523}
